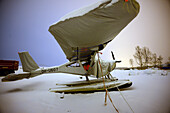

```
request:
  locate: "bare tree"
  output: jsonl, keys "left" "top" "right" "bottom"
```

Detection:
{"left": 129, "top": 59, "right": 134, "bottom": 68}
{"left": 165, "top": 57, "right": 170, "bottom": 66}
{"left": 157, "top": 55, "right": 163, "bottom": 67}
{"left": 133, "top": 46, "right": 164, "bottom": 68}
{"left": 133, "top": 46, "right": 143, "bottom": 67}
{"left": 152, "top": 53, "right": 157, "bottom": 67}
{"left": 142, "top": 47, "right": 152, "bottom": 67}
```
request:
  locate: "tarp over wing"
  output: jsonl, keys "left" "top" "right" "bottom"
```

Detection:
{"left": 49, "top": 0, "right": 140, "bottom": 61}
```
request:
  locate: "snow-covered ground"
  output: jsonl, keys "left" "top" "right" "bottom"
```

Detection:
{"left": 0, "top": 68, "right": 169, "bottom": 113}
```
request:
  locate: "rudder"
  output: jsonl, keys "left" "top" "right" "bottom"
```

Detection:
{"left": 18, "top": 52, "right": 39, "bottom": 72}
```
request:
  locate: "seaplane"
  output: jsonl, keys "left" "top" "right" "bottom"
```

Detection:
{"left": 2, "top": 0, "right": 140, "bottom": 93}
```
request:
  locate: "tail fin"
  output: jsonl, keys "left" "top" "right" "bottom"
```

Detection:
{"left": 18, "top": 52, "right": 39, "bottom": 72}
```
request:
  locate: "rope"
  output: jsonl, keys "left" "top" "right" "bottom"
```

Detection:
{"left": 97, "top": 52, "right": 119, "bottom": 113}
{"left": 115, "top": 84, "right": 135, "bottom": 113}
{"left": 107, "top": 89, "right": 119, "bottom": 113}
{"left": 97, "top": 52, "right": 134, "bottom": 113}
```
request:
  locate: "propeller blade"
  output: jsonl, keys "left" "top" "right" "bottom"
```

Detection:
{"left": 111, "top": 51, "right": 115, "bottom": 60}
{"left": 115, "top": 60, "right": 121, "bottom": 63}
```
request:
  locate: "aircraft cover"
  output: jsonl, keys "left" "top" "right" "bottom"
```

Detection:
{"left": 49, "top": 0, "right": 140, "bottom": 61}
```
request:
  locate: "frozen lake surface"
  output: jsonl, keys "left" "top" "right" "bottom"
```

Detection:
{"left": 0, "top": 68, "right": 169, "bottom": 113}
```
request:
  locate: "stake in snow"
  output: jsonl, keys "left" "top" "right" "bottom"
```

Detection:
{"left": 2, "top": 0, "right": 140, "bottom": 93}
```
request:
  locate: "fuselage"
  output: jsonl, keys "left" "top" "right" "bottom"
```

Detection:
{"left": 2, "top": 58, "right": 117, "bottom": 82}
{"left": 34, "top": 59, "right": 116, "bottom": 78}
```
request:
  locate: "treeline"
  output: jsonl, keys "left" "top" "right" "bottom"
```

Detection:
{"left": 129, "top": 46, "right": 170, "bottom": 69}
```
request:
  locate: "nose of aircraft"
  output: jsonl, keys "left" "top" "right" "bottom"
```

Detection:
{"left": 110, "top": 51, "right": 122, "bottom": 71}
{"left": 110, "top": 61, "right": 116, "bottom": 71}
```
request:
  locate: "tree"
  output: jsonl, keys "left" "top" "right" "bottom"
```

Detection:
{"left": 152, "top": 53, "right": 157, "bottom": 67}
{"left": 129, "top": 59, "right": 134, "bottom": 68}
{"left": 141, "top": 47, "right": 152, "bottom": 67}
{"left": 133, "top": 46, "right": 143, "bottom": 67}
{"left": 157, "top": 55, "right": 163, "bottom": 67}
{"left": 133, "top": 46, "right": 164, "bottom": 68}
{"left": 165, "top": 57, "right": 170, "bottom": 67}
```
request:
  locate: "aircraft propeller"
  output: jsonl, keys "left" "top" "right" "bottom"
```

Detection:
{"left": 111, "top": 51, "right": 115, "bottom": 60}
{"left": 111, "top": 51, "right": 121, "bottom": 63}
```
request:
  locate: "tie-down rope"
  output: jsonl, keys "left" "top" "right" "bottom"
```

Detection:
{"left": 97, "top": 52, "right": 134, "bottom": 113}
{"left": 97, "top": 52, "right": 119, "bottom": 113}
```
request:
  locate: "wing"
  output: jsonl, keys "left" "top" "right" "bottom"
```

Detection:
{"left": 49, "top": 0, "right": 140, "bottom": 61}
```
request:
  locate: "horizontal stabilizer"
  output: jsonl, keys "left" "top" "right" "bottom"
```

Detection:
{"left": 2, "top": 73, "right": 30, "bottom": 82}
{"left": 1, "top": 71, "right": 41, "bottom": 82}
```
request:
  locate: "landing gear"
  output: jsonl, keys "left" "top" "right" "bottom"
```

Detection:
{"left": 85, "top": 75, "right": 89, "bottom": 81}
{"left": 105, "top": 73, "right": 114, "bottom": 79}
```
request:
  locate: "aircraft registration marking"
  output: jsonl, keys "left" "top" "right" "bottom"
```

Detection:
{"left": 41, "top": 67, "right": 58, "bottom": 73}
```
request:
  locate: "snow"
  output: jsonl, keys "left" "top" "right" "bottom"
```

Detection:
{"left": 0, "top": 68, "right": 170, "bottom": 113}
{"left": 55, "top": 0, "right": 118, "bottom": 24}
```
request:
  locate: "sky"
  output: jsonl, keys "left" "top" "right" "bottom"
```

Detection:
{"left": 0, "top": 0, "right": 170, "bottom": 67}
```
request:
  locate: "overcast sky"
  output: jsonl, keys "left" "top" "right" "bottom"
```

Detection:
{"left": 0, "top": 0, "right": 170, "bottom": 67}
